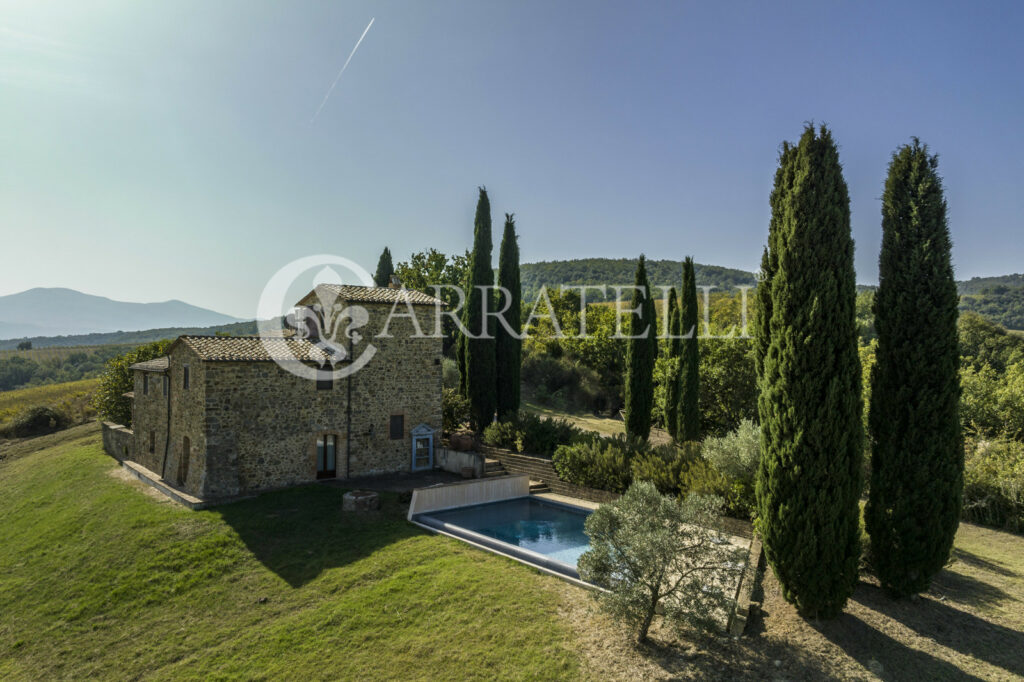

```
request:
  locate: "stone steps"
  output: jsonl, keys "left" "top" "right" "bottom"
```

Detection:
{"left": 483, "top": 458, "right": 506, "bottom": 478}
{"left": 483, "top": 449, "right": 619, "bottom": 504}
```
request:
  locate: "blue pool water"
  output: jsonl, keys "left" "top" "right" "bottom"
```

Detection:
{"left": 422, "top": 497, "right": 592, "bottom": 569}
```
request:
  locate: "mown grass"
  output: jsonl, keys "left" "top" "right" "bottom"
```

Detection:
{"left": 522, "top": 396, "right": 672, "bottom": 446}
{"left": 0, "top": 432, "right": 581, "bottom": 681}
{"left": 0, "top": 378, "right": 99, "bottom": 432}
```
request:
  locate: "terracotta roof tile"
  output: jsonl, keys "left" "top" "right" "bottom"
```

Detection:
{"left": 303, "top": 284, "right": 445, "bottom": 307}
{"left": 177, "top": 336, "right": 342, "bottom": 363}
{"left": 129, "top": 357, "right": 170, "bottom": 372}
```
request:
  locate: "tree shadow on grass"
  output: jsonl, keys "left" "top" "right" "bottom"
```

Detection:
{"left": 850, "top": 579, "right": 1024, "bottom": 678}
{"left": 810, "top": 610, "right": 988, "bottom": 681}
{"left": 930, "top": 566, "right": 1013, "bottom": 610}
{"left": 951, "top": 547, "right": 1019, "bottom": 578}
{"left": 212, "top": 483, "right": 420, "bottom": 588}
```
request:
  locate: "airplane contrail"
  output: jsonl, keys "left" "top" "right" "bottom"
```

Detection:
{"left": 310, "top": 17, "right": 375, "bottom": 125}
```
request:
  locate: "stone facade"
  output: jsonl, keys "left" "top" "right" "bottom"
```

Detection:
{"left": 127, "top": 287, "right": 443, "bottom": 500}
{"left": 101, "top": 421, "right": 134, "bottom": 462}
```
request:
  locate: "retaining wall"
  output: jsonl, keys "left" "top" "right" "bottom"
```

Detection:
{"left": 102, "top": 422, "right": 134, "bottom": 462}
{"left": 482, "top": 447, "right": 620, "bottom": 504}
{"left": 435, "top": 446, "right": 484, "bottom": 478}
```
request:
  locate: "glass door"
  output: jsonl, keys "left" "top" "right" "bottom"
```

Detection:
{"left": 413, "top": 436, "right": 432, "bottom": 471}
{"left": 317, "top": 435, "right": 337, "bottom": 479}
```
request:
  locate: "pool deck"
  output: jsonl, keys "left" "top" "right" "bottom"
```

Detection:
{"left": 533, "top": 491, "right": 600, "bottom": 510}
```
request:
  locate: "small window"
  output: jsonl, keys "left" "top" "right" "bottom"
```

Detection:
{"left": 149, "top": 430, "right": 155, "bottom": 453}
{"left": 143, "top": 375, "right": 149, "bottom": 395}
{"left": 389, "top": 414, "right": 404, "bottom": 440}
{"left": 162, "top": 376, "right": 168, "bottom": 396}
{"left": 316, "top": 371, "right": 333, "bottom": 391}
{"left": 183, "top": 365, "right": 190, "bottom": 390}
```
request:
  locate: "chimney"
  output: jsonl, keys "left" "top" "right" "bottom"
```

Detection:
{"left": 388, "top": 274, "right": 402, "bottom": 289}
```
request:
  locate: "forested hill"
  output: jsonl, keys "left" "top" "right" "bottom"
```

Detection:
{"left": 0, "top": 320, "right": 259, "bottom": 350}
{"left": 958, "top": 275, "right": 1024, "bottom": 330}
{"left": 957, "top": 274, "right": 1024, "bottom": 295}
{"left": 520, "top": 258, "right": 758, "bottom": 301}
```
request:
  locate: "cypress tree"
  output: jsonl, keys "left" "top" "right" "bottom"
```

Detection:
{"left": 754, "top": 247, "right": 773, "bottom": 381}
{"left": 678, "top": 256, "right": 700, "bottom": 442}
{"left": 667, "top": 287, "right": 682, "bottom": 358}
{"left": 625, "top": 255, "right": 657, "bottom": 441}
{"left": 866, "top": 140, "right": 962, "bottom": 597}
{"left": 495, "top": 213, "right": 522, "bottom": 420}
{"left": 756, "top": 126, "right": 863, "bottom": 618}
{"left": 463, "top": 188, "right": 497, "bottom": 431}
{"left": 373, "top": 247, "right": 394, "bottom": 287}
{"left": 664, "top": 288, "right": 681, "bottom": 441}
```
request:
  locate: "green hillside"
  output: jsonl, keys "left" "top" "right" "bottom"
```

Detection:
{"left": 520, "top": 258, "right": 757, "bottom": 302}
{"left": 0, "top": 320, "right": 258, "bottom": 351}
{"left": 0, "top": 430, "right": 578, "bottom": 680}
{"left": 957, "top": 274, "right": 1024, "bottom": 295}
{"left": 959, "top": 284, "right": 1024, "bottom": 330}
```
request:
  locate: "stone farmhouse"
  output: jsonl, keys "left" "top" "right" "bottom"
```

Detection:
{"left": 103, "top": 283, "right": 445, "bottom": 501}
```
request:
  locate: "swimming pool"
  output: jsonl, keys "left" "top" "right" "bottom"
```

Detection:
{"left": 413, "top": 496, "right": 592, "bottom": 579}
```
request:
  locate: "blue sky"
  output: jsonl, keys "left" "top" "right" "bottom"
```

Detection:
{"left": 2, "top": 0, "right": 1022, "bottom": 318}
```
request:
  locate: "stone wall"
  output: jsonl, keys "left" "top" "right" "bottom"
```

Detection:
{"left": 132, "top": 365, "right": 169, "bottom": 474}
{"left": 200, "top": 302, "right": 442, "bottom": 497}
{"left": 344, "top": 303, "right": 443, "bottom": 477}
{"left": 129, "top": 344, "right": 206, "bottom": 495}
{"left": 166, "top": 343, "right": 206, "bottom": 495}
{"left": 129, "top": 300, "right": 443, "bottom": 500}
{"left": 101, "top": 421, "right": 134, "bottom": 461}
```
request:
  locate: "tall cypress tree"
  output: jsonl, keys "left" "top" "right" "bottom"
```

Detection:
{"left": 678, "top": 256, "right": 700, "bottom": 442}
{"left": 664, "top": 288, "right": 682, "bottom": 441}
{"left": 756, "top": 126, "right": 863, "bottom": 618}
{"left": 495, "top": 213, "right": 522, "bottom": 420}
{"left": 373, "top": 247, "right": 394, "bottom": 287}
{"left": 463, "top": 188, "right": 497, "bottom": 431}
{"left": 866, "top": 140, "right": 962, "bottom": 597}
{"left": 754, "top": 247, "right": 773, "bottom": 381}
{"left": 625, "top": 255, "right": 657, "bottom": 441}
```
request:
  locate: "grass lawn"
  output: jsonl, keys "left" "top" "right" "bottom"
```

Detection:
{"left": 3, "top": 428, "right": 1024, "bottom": 680}
{"left": 0, "top": 430, "right": 580, "bottom": 680}
{"left": 0, "top": 378, "right": 100, "bottom": 432}
{"left": 522, "top": 397, "right": 673, "bottom": 445}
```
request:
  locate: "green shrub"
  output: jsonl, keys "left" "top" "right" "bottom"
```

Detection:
{"left": 516, "top": 413, "right": 581, "bottom": 455}
{"left": 962, "top": 438, "right": 1024, "bottom": 532}
{"left": 442, "top": 388, "right": 470, "bottom": 434}
{"left": 553, "top": 437, "right": 635, "bottom": 493}
{"left": 4, "top": 406, "right": 70, "bottom": 438}
{"left": 631, "top": 450, "right": 681, "bottom": 495}
{"left": 441, "top": 357, "right": 461, "bottom": 390}
{"left": 482, "top": 419, "right": 519, "bottom": 450}
{"left": 701, "top": 419, "right": 759, "bottom": 517}
{"left": 482, "top": 411, "right": 583, "bottom": 456}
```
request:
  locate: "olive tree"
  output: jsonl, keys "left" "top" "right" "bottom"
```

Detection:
{"left": 578, "top": 481, "right": 745, "bottom": 643}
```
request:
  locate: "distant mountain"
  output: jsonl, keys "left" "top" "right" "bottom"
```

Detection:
{"left": 520, "top": 258, "right": 758, "bottom": 301}
{"left": 0, "top": 288, "right": 245, "bottom": 340}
